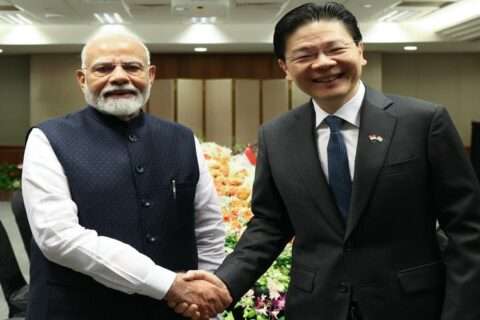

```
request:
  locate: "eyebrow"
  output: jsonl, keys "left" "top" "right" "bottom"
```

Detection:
{"left": 291, "top": 40, "right": 352, "bottom": 53}
{"left": 289, "top": 47, "right": 316, "bottom": 58}
{"left": 291, "top": 44, "right": 316, "bottom": 53}
{"left": 89, "top": 58, "right": 144, "bottom": 66}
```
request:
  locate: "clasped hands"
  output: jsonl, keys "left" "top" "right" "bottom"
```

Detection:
{"left": 165, "top": 270, "right": 232, "bottom": 320}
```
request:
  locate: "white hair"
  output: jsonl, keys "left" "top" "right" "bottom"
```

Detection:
{"left": 80, "top": 30, "right": 151, "bottom": 68}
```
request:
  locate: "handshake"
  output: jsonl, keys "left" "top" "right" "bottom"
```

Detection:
{"left": 165, "top": 270, "right": 233, "bottom": 320}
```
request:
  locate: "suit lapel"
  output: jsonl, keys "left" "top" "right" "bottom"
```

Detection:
{"left": 345, "top": 88, "right": 396, "bottom": 240}
{"left": 285, "top": 102, "right": 345, "bottom": 237}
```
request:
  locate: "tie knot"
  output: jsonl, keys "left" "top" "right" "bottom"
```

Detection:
{"left": 324, "top": 115, "right": 344, "bottom": 132}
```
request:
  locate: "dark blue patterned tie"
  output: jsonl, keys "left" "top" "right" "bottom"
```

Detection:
{"left": 324, "top": 115, "right": 351, "bottom": 220}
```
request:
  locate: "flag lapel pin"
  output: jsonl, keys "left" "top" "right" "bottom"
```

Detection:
{"left": 368, "top": 134, "right": 384, "bottom": 143}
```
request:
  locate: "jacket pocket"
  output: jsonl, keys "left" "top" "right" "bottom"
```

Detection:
{"left": 379, "top": 156, "right": 418, "bottom": 177}
{"left": 397, "top": 260, "right": 445, "bottom": 293}
{"left": 290, "top": 267, "right": 316, "bottom": 292}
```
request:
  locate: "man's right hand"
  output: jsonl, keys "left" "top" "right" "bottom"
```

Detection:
{"left": 164, "top": 273, "right": 232, "bottom": 319}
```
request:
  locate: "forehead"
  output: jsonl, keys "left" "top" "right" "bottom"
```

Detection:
{"left": 286, "top": 20, "right": 353, "bottom": 51}
{"left": 84, "top": 37, "right": 147, "bottom": 65}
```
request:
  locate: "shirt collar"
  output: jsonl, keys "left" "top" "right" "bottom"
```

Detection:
{"left": 313, "top": 81, "right": 365, "bottom": 129}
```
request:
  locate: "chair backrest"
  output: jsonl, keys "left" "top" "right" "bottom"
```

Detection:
{"left": 0, "top": 221, "right": 27, "bottom": 313}
{"left": 10, "top": 190, "right": 32, "bottom": 258}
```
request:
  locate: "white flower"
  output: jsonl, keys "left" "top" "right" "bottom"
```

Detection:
{"left": 267, "top": 278, "right": 283, "bottom": 299}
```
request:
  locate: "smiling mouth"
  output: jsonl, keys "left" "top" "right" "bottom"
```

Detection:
{"left": 103, "top": 90, "right": 137, "bottom": 98}
{"left": 313, "top": 73, "right": 343, "bottom": 83}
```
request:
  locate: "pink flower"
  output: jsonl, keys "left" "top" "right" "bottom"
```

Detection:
{"left": 272, "top": 294, "right": 286, "bottom": 310}
{"left": 255, "top": 294, "right": 266, "bottom": 308}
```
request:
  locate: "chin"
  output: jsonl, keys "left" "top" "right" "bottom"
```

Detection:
{"left": 315, "top": 84, "right": 354, "bottom": 98}
{"left": 96, "top": 99, "right": 143, "bottom": 117}
{"left": 313, "top": 90, "right": 346, "bottom": 100}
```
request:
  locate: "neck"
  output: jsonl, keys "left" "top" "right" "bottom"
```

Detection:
{"left": 314, "top": 99, "right": 343, "bottom": 114}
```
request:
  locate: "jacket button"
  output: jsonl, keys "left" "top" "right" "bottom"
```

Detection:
{"left": 141, "top": 200, "right": 152, "bottom": 208}
{"left": 146, "top": 234, "right": 157, "bottom": 243}
{"left": 135, "top": 165, "right": 145, "bottom": 174}
{"left": 128, "top": 134, "right": 138, "bottom": 142}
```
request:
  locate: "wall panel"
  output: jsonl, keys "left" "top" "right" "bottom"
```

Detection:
{"left": 177, "top": 79, "right": 204, "bottom": 138}
{"left": 205, "top": 80, "right": 232, "bottom": 146}
{"left": 149, "top": 79, "right": 175, "bottom": 121}
{"left": 363, "top": 52, "right": 382, "bottom": 91}
{"left": 383, "top": 53, "right": 480, "bottom": 144}
{"left": 262, "top": 80, "right": 289, "bottom": 123}
{"left": 0, "top": 55, "right": 30, "bottom": 146}
{"left": 152, "top": 54, "right": 283, "bottom": 79}
{"left": 0, "top": 146, "right": 24, "bottom": 164}
{"left": 235, "top": 80, "right": 260, "bottom": 145}
{"left": 460, "top": 55, "right": 480, "bottom": 135}
{"left": 30, "top": 54, "right": 84, "bottom": 125}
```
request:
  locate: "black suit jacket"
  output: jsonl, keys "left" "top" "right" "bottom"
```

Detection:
{"left": 216, "top": 87, "right": 480, "bottom": 320}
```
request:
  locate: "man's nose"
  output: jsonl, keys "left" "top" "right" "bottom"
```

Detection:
{"left": 109, "top": 64, "right": 129, "bottom": 84}
{"left": 311, "top": 53, "right": 336, "bottom": 69}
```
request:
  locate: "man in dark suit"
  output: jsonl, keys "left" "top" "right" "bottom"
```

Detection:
{"left": 181, "top": 2, "right": 480, "bottom": 319}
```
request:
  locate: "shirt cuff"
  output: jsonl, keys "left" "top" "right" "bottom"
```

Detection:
{"left": 140, "top": 265, "right": 176, "bottom": 300}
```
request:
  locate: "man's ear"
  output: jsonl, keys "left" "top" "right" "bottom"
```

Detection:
{"left": 358, "top": 42, "right": 367, "bottom": 67}
{"left": 278, "top": 59, "right": 292, "bottom": 80}
{"left": 76, "top": 69, "right": 87, "bottom": 89}
{"left": 148, "top": 65, "right": 156, "bottom": 84}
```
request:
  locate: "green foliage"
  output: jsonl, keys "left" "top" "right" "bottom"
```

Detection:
{"left": 223, "top": 236, "right": 292, "bottom": 319}
{"left": 225, "top": 232, "right": 239, "bottom": 252}
{"left": 232, "top": 144, "right": 248, "bottom": 155}
{"left": 0, "top": 163, "right": 21, "bottom": 191}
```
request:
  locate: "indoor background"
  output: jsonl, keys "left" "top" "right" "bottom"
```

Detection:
{"left": 1, "top": 0, "right": 480, "bottom": 318}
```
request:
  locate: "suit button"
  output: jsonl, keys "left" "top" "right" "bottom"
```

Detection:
{"left": 135, "top": 165, "right": 145, "bottom": 174}
{"left": 146, "top": 234, "right": 157, "bottom": 243}
{"left": 141, "top": 200, "right": 152, "bottom": 208}
{"left": 339, "top": 282, "right": 350, "bottom": 293}
{"left": 128, "top": 134, "right": 138, "bottom": 142}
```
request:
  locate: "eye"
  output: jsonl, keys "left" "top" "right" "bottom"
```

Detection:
{"left": 326, "top": 46, "right": 348, "bottom": 56}
{"left": 92, "top": 64, "right": 114, "bottom": 74}
{"left": 294, "top": 53, "right": 315, "bottom": 62}
{"left": 123, "top": 63, "right": 144, "bottom": 74}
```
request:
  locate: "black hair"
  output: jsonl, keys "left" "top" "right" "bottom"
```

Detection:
{"left": 273, "top": 2, "right": 363, "bottom": 60}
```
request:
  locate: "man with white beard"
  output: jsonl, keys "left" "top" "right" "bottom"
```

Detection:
{"left": 21, "top": 32, "right": 231, "bottom": 320}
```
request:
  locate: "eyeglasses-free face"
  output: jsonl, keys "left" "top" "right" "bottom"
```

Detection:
{"left": 278, "top": 20, "right": 367, "bottom": 113}
{"left": 286, "top": 40, "right": 357, "bottom": 64}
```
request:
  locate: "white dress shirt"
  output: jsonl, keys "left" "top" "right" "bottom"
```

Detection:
{"left": 313, "top": 81, "right": 365, "bottom": 181}
{"left": 22, "top": 128, "right": 226, "bottom": 301}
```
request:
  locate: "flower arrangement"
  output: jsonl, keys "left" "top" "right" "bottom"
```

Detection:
{"left": 201, "top": 143, "right": 292, "bottom": 320}
{"left": 0, "top": 163, "right": 22, "bottom": 191}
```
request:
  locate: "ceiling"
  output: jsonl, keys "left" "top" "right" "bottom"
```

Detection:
{"left": 1, "top": 0, "right": 480, "bottom": 54}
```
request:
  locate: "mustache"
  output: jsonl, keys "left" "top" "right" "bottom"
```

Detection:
{"left": 101, "top": 85, "right": 140, "bottom": 98}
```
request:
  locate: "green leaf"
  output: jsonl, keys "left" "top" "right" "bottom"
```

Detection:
{"left": 0, "top": 163, "right": 22, "bottom": 191}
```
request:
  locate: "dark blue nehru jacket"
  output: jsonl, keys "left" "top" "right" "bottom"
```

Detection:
{"left": 27, "top": 106, "right": 199, "bottom": 320}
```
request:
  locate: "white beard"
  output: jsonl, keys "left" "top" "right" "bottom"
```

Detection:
{"left": 83, "top": 82, "right": 151, "bottom": 117}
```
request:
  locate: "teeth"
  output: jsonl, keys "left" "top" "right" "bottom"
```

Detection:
{"left": 314, "top": 75, "right": 340, "bottom": 83}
